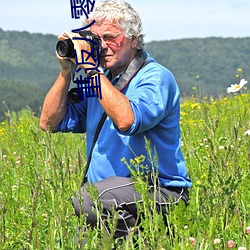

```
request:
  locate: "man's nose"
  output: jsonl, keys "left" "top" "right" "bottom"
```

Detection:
{"left": 101, "top": 38, "right": 108, "bottom": 49}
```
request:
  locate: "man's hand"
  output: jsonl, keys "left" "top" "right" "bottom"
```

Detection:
{"left": 56, "top": 32, "right": 77, "bottom": 72}
{"left": 59, "top": 31, "right": 96, "bottom": 68}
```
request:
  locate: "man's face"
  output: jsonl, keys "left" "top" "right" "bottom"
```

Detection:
{"left": 90, "top": 21, "right": 137, "bottom": 73}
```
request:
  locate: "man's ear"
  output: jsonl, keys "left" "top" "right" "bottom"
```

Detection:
{"left": 131, "top": 36, "right": 139, "bottom": 49}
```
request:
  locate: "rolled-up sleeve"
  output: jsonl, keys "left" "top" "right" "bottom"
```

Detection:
{"left": 57, "top": 100, "right": 87, "bottom": 133}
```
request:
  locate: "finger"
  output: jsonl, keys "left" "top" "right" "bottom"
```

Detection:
{"left": 55, "top": 51, "right": 76, "bottom": 64}
{"left": 58, "top": 31, "right": 71, "bottom": 41}
{"left": 55, "top": 51, "right": 65, "bottom": 60}
{"left": 64, "top": 31, "right": 78, "bottom": 40}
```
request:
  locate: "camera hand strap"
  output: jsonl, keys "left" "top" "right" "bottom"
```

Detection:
{"left": 81, "top": 50, "right": 149, "bottom": 186}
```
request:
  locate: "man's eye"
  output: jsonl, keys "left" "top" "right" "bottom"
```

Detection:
{"left": 103, "top": 35, "right": 115, "bottom": 41}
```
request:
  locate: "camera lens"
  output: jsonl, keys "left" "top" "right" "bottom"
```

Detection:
{"left": 56, "top": 39, "right": 75, "bottom": 58}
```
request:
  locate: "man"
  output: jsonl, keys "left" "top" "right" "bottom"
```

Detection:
{"left": 40, "top": 0, "right": 192, "bottom": 241}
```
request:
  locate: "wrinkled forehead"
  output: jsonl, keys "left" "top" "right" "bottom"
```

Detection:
{"left": 89, "top": 20, "right": 123, "bottom": 35}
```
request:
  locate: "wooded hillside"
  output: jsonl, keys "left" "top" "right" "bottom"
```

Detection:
{"left": 0, "top": 28, "right": 249, "bottom": 120}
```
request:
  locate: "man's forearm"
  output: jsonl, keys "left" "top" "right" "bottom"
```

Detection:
{"left": 97, "top": 74, "right": 135, "bottom": 132}
{"left": 40, "top": 70, "right": 71, "bottom": 132}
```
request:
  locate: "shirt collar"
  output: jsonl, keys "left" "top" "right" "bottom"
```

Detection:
{"left": 105, "top": 69, "right": 125, "bottom": 86}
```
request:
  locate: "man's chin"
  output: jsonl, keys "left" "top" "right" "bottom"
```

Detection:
{"left": 101, "top": 60, "right": 113, "bottom": 70}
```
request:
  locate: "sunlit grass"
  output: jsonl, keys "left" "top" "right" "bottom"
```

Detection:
{"left": 0, "top": 94, "right": 249, "bottom": 249}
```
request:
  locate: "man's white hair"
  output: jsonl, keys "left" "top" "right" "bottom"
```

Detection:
{"left": 83, "top": 0, "right": 145, "bottom": 49}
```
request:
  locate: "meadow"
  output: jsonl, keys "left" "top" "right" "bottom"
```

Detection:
{"left": 0, "top": 90, "right": 249, "bottom": 249}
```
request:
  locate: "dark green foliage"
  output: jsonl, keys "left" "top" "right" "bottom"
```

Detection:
{"left": 145, "top": 37, "right": 250, "bottom": 98}
{"left": 0, "top": 79, "right": 46, "bottom": 121}
{"left": 0, "top": 29, "right": 60, "bottom": 121}
{"left": 0, "top": 28, "right": 60, "bottom": 89}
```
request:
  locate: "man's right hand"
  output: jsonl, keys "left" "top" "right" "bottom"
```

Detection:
{"left": 57, "top": 33, "right": 77, "bottom": 72}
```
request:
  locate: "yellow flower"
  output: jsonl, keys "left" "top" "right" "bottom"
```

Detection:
{"left": 237, "top": 67, "right": 243, "bottom": 73}
{"left": 191, "top": 103, "right": 201, "bottom": 109}
{"left": 135, "top": 157, "right": 141, "bottom": 164}
{"left": 180, "top": 111, "right": 187, "bottom": 117}
{"left": 130, "top": 159, "right": 135, "bottom": 165}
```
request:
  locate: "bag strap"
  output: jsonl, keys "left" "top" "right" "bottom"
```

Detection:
{"left": 81, "top": 112, "right": 107, "bottom": 185}
{"left": 81, "top": 50, "right": 149, "bottom": 185}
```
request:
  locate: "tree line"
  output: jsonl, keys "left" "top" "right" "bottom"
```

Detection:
{"left": 0, "top": 28, "right": 249, "bottom": 120}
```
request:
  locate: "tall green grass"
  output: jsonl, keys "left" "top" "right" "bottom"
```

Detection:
{"left": 0, "top": 93, "right": 249, "bottom": 249}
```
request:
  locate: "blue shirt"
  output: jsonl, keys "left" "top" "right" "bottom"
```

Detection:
{"left": 57, "top": 52, "right": 192, "bottom": 188}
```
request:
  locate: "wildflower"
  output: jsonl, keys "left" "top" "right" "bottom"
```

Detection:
{"left": 69, "top": 164, "right": 74, "bottom": 171}
{"left": 238, "top": 247, "right": 246, "bottom": 250}
{"left": 214, "top": 238, "right": 221, "bottom": 244}
{"left": 121, "top": 157, "right": 126, "bottom": 162}
{"left": 12, "top": 185, "right": 18, "bottom": 192}
{"left": 189, "top": 237, "right": 196, "bottom": 246}
{"left": 196, "top": 180, "right": 202, "bottom": 185}
{"left": 130, "top": 159, "right": 135, "bottom": 165}
{"left": 42, "top": 213, "right": 48, "bottom": 221}
{"left": 228, "top": 240, "right": 235, "bottom": 248}
{"left": 219, "top": 145, "right": 224, "bottom": 150}
{"left": 191, "top": 103, "right": 201, "bottom": 109}
{"left": 246, "top": 226, "right": 250, "bottom": 235}
{"left": 244, "top": 130, "right": 250, "bottom": 136}
{"left": 237, "top": 67, "right": 243, "bottom": 73}
{"left": 134, "top": 155, "right": 144, "bottom": 164}
{"left": 227, "top": 79, "right": 248, "bottom": 93}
